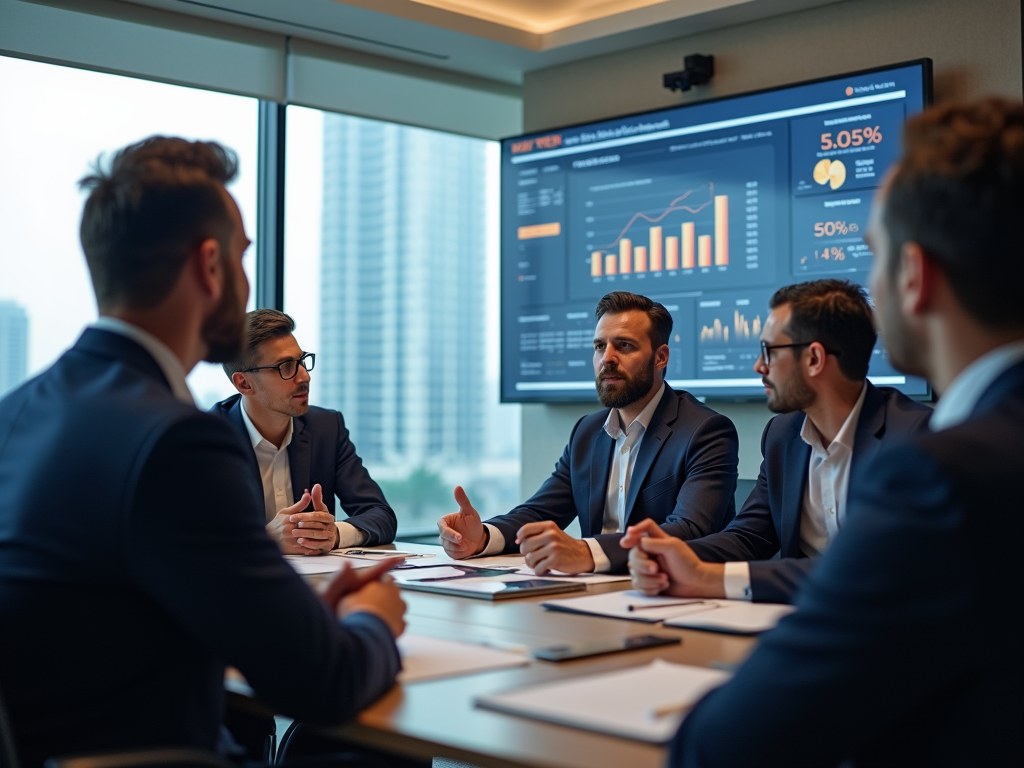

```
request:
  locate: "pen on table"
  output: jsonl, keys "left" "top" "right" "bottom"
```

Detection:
{"left": 474, "top": 638, "right": 530, "bottom": 654}
{"left": 627, "top": 599, "right": 712, "bottom": 612}
{"left": 647, "top": 701, "right": 693, "bottom": 719}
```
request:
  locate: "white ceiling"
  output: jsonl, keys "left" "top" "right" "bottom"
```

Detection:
{"left": 124, "top": 0, "right": 846, "bottom": 84}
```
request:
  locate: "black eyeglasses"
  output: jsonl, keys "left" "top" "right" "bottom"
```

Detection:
{"left": 243, "top": 352, "right": 315, "bottom": 380}
{"left": 759, "top": 341, "right": 841, "bottom": 365}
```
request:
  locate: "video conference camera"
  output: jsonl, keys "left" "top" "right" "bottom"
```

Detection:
{"left": 663, "top": 54, "right": 714, "bottom": 92}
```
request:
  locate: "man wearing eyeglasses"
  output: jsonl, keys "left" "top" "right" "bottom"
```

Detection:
{"left": 624, "top": 279, "right": 931, "bottom": 603}
{"left": 212, "top": 309, "right": 397, "bottom": 554}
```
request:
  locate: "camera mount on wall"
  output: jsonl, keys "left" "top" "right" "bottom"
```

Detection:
{"left": 663, "top": 54, "right": 714, "bottom": 92}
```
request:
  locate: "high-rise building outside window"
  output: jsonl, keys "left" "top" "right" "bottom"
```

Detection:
{"left": 0, "top": 56, "right": 258, "bottom": 407}
{"left": 285, "top": 107, "right": 521, "bottom": 532}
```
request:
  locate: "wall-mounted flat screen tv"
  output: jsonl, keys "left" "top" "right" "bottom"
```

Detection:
{"left": 500, "top": 59, "right": 933, "bottom": 402}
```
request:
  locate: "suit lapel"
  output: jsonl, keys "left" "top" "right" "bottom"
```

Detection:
{"left": 623, "top": 390, "right": 676, "bottom": 527}
{"left": 850, "top": 383, "right": 886, "bottom": 478}
{"left": 228, "top": 398, "right": 263, "bottom": 496}
{"left": 588, "top": 423, "right": 616, "bottom": 537}
{"left": 287, "top": 416, "right": 312, "bottom": 506}
{"left": 780, "top": 418, "right": 811, "bottom": 557}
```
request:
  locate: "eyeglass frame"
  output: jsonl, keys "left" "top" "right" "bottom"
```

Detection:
{"left": 242, "top": 352, "right": 315, "bottom": 380}
{"left": 759, "top": 341, "right": 841, "bottom": 365}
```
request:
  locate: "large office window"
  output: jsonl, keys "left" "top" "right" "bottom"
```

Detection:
{"left": 0, "top": 56, "right": 258, "bottom": 406}
{"left": 285, "top": 107, "right": 521, "bottom": 532}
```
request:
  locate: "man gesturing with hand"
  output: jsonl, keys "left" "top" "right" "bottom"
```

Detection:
{"left": 214, "top": 309, "right": 397, "bottom": 552}
{"left": 438, "top": 291, "right": 738, "bottom": 574}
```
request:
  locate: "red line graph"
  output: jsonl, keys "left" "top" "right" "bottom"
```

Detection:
{"left": 602, "top": 182, "right": 715, "bottom": 249}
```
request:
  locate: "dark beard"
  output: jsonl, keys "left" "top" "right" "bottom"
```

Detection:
{"left": 596, "top": 355, "right": 656, "bottom": 409}
{"left": 765, "top": 373, "right": 816, "bottom": 414}
{"left": 201, "top": 263, "right": 245, "bottom": 364}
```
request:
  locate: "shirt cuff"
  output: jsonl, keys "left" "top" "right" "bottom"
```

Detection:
{"left": 335, "top": 521, "right": 368, "bottom": 549}
{"left": 723, "top": 561, "right": 753, "bottom": 601}
{"left": 475, "top": 524, "right": 507, "bottom": 557}
{"left": 584, "top": 538, "right": 611, "bottom": 573}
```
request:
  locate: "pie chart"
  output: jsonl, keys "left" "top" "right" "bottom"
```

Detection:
{"left": 813, "top": 158, "right": 847, "bottom": 190}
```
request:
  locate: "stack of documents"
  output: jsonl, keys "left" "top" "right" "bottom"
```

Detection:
{"left": 476, "top": 659, "right": 730, "bottom": 742}
{"left": 543, "top": 591, "right": 795, "bottom": 633}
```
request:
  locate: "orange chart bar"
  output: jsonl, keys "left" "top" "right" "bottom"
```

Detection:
{"left": 664, "top": 236, "right": 678, "bottom": 271}
{"left": 619, "top": 238, "right": 632, "bottom": 274}
{"left": 649, "top": 227, "right": 662, "bottom": 272}
{"left": 591, "top": 251, "right": 603, "bottom": 277}
{"left": 698, "top": 235, "right": 713, "bottom": 267}
{"left": 605, "top": 253, "right": 617, "bottom": 276}
{"left": 714, "top": 195, "right": 729, "bottom": 266}
{"left": 517, "top": 222, "right": 562, "bottom": 240}
{"left": 682, "top": 223, "right": 695, "bottom": 269}
{"left": 634, "top": 245, "right": 648, "bottom": 273}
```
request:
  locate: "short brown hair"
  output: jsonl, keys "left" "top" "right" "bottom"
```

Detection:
{"left": 222, "top": 309, "right": 296, "bottom": 377}
{"left": 595, "top": 292, "right": 673, "bottom": 350}
{"left": 884, "top": 98, "right": 1024, "bottom": 329}
{"left": 769, "top": 280, "right": 876, "bottom": 381}
{"left": 78, "top": 136, "right": 237, "bottom": 311}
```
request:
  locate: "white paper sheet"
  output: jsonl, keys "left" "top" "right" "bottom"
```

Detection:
{"left": 476, "top": 659, "right": 730, "bottom": 743}
{"left": 397, "top": 634, "right": 530, "bottom": 683}
{"left": 663, "top": 601, "right": 795, "bottom": 634}
{"left": 283, "top": 555, "right": 376, "bottom": 575}
{"left": 543, "top": 590, "right": 721, "bottom": 623}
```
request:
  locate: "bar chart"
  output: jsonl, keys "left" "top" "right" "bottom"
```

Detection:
{"left": 588, "top": 192, "right": 730, "bottom": 277}
{"left": 567, "top": 144, "right": 776, "bottom": 301}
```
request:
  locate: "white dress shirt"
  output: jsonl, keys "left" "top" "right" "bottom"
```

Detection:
{"left": 478, "top": 383, "right": 666, "bottom": 573}
{"left": 240, "top": 402, "right": 295, "bottom": 524}
{"left": 929, "top": 339, "right": 1024, "bottom": 432}
{"left": 240, "top": 400, "right": 366, "bottom": 547}
{"left": 90, "top": 317, "right": 194, "bottom": 405}
{"left": 723, "top": 383, "right": 868, "bottom": 600}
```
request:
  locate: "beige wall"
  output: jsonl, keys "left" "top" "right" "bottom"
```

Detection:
{"left": 517, "top": 0, "right": 1022, "bottom": 502}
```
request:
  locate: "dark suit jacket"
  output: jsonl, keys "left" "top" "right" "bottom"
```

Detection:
{"left": 688, "top": 384, "right": 932, "bottom": 602}
{"left": 210, "top": 394, "right": 396, "bottom": 545}
{"left": 0, "top": 329, "right": 400, "bottom": 768}
{"left": 486, "top": 384, "right": 739, "bottom": 571}
{"left": 672, "top": 359, "right": 1024, "bottom": 767}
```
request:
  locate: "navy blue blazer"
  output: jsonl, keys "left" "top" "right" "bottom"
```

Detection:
{"left": 486, "top": 384, "right": 739, "bottom": 571}
{"left": 0, "top": 329, "right": 399, "bottom": 768}
{"left": 688, "top": 384, "right": 932, "bottom": 603}
{"left": 210, "top": 394, "right": 397, "bottom": 545}
{"left": 672, "top": 359, "right": 1024, "bottom": 767}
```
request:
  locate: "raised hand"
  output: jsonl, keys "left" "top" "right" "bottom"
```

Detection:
{"left": 437, "top": 486, "right": 488, "bottom": 559}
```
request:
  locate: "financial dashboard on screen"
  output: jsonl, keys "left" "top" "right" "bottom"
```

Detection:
{"left": 500, "top": 60, "right": 932, "bottom": 403}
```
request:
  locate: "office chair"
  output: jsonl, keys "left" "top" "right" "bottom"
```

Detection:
{"left": 1, "top": 680, "right": 234, "bottom": 768}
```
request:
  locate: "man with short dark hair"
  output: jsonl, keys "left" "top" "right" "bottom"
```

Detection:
{"left": 624, "top": 279, "right": 931, "bottom": 603}
{"left": 0, "top": 137, "right": 405, "bottom": 767}
{"left": 657, "top": 98, "right": 1024, "bottom": 766}
{"left": 212, "top": 309, "right": 397, "bottom": 552}
{"left": 438, "top": 290, "right": 740, "bottom": 574}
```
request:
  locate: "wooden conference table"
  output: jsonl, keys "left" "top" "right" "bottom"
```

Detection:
{"left": 282, "top": 543, "right": 758, "bottom": 768}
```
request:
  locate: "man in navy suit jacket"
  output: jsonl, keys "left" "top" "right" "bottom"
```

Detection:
{"left": 211, "top": 309, "right": 396, "bottom": 552}
{"left": 644, "top": 99, "right": 1024, "bottom": 765}
{"left": 0, "top": 138, "right": 405, "bottom": 767}
{"left": 628, "top": 280, "right": 931, "bottom": 603}
{"left": 439, "top": 291, "right": 739, "bottom": 574}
